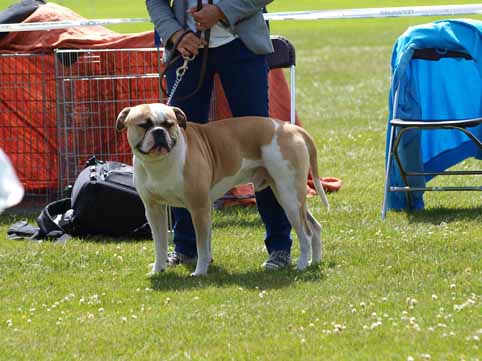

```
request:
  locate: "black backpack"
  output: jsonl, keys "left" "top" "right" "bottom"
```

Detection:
{"left": 8, "top": 157, "right": 150, "bottom": 241}
{"left": 66, "top": 158, "right": 147, "bottom": 237}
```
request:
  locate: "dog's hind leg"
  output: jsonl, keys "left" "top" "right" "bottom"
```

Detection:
{"left": 270, "top": 182, "right": 313, "bottom": 270}
{"left": 307, "top": 210, "right": 322, "bottom": 264}
{"left": 190, "top": 206, "right": 213, "bottom": 276}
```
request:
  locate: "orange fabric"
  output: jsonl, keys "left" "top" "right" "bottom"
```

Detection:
{"left": 0, "top": 3, "right": 154, "bottom": 51}
{"left": 0, "top": 2, "right": 337, "bottom": 207}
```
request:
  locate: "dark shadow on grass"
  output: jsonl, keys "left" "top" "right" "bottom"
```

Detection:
{"left": 78, "top": 235, "right": 149, "bottom": 244}
{"left": 407, "top": 206, "right": 482, "bottom": 224}
{"left": 148, "top": 262, "right": 331, "bottom": 291}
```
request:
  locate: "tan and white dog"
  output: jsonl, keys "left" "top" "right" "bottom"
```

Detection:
{"left": 116, "top": 103, "right": 329, "bottom": 276}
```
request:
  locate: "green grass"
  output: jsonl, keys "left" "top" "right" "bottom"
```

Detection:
{"left": 1, "top": 1, "right": 482, "bottom": 360}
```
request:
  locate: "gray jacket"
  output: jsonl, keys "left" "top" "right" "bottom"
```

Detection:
{"left": 146, "top": 0, "right": 274, "bottom": 56}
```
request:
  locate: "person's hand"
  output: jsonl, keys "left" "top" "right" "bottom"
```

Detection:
{"left": 170, "top": 30, "right": 207, "bottom": 57}
{"left": 187, "top": 4, "right": 227, "bottom": 32}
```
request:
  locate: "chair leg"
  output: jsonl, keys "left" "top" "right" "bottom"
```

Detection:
{"left": 382, "top": 125, "right": 396, "bottom": 220}
{"left": 393, "top": 145, "right": 414, "bottom": 209}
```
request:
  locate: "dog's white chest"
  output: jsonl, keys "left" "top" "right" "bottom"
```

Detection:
{"left": 134, "top": 155, "right": 187, "bottom": 207}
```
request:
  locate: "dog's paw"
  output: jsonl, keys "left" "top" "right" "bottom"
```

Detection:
{"left": 147, "top": 262, "right": 165, "bottom": 277}
{"left": 190, "top": 271, "right": 207, "bottom": 277}
{"left": 296, "top": 259, "right": 310, "bottom": 271}
{"left": 190, "top": 258, "right": 210, "bottom": 276}
{"left": 147, "top": 269, "right": 165, "bottom": 278}
{"left": 311, "top": 257, "right": 322, "bottom": 265}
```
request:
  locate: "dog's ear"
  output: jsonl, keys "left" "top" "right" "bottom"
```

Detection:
{"left": 172, "top": 107, "right": 187, "bottom": 129}
{"left": 116, "top": 107, "right": 131, "bottom": 132}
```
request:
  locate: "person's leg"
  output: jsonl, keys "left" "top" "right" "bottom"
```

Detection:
{"left": 214, "top": 39, "right": 292, "bottom": 259}
{"left": 166, "top": 49, "right": 214, "bottom": 258}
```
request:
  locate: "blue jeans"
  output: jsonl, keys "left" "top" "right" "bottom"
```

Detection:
{"left": 166, "top": 39, "right": 292, "bottom": 257}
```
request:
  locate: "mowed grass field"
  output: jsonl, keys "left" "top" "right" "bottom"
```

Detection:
{"left": 0, "top": 1, "right": 481, "bottom": 360}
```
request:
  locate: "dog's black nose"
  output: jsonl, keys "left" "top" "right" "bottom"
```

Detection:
{"left": 152, "top": 128, "right": 168, "bottom": 146}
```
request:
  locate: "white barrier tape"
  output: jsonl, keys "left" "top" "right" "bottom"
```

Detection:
{"left": 264, "top": 4, "right": 482, "bottom": 21}
{"left": 1, "top": 4, "right": 482, "bottom": 32}
{"left": 0, "top": 18, "right": 148, "bottom": 32}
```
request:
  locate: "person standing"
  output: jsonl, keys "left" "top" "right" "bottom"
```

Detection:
{"left": 146, "top": 0, "right": 292, "bottom": 270}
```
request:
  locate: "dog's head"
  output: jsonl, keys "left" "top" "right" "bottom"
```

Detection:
{"left": 116, "top": 103, "right": 187, "bottom": 158}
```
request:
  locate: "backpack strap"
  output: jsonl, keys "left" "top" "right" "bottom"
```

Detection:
{"left": 36, "top": 198, "right": 73, "bottom": 239}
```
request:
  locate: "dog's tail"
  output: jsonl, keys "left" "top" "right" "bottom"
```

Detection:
{"left": 301, "top": 129, "right": 330, "bottom": 210}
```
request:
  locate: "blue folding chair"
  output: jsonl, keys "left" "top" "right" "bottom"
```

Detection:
{"left": 382, "top": 19, "right": 482, "bottom": 219}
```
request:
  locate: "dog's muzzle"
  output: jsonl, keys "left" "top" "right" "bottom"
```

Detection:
{"left": 153, "top": 128, "right": 169, "bottom": 147}
{"left": 137, "top": 127, "right": 176, "bottom": 155}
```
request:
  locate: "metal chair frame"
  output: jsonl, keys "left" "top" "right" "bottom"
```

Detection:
{"left": 267, "top": 35, "right": 296, "bottom": 124}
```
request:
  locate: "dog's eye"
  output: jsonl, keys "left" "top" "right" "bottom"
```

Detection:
{"left": 139, "top": 118, "right": 153, "bottom": 130}
{"left": 163, "top": 121, "right": 173, "bottom": 129}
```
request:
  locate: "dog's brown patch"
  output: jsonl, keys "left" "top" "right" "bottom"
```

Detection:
{"left": 182, "top": 117, "right": 277, "bottom": 189}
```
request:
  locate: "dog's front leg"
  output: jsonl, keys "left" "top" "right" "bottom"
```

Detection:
{"left": 145, "top": 203, "right": 168, "bottom": 275}
{"left": 190, "top": 206, "right": 212, "bottom": 276}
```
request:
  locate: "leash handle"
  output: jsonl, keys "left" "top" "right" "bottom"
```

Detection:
{"left": 161, "top": 0, "right": 213, "bottom": 102}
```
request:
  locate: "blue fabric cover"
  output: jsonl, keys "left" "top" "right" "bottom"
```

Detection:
{"left": 386, "top": 19, "right": 482, "bottom": 210}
